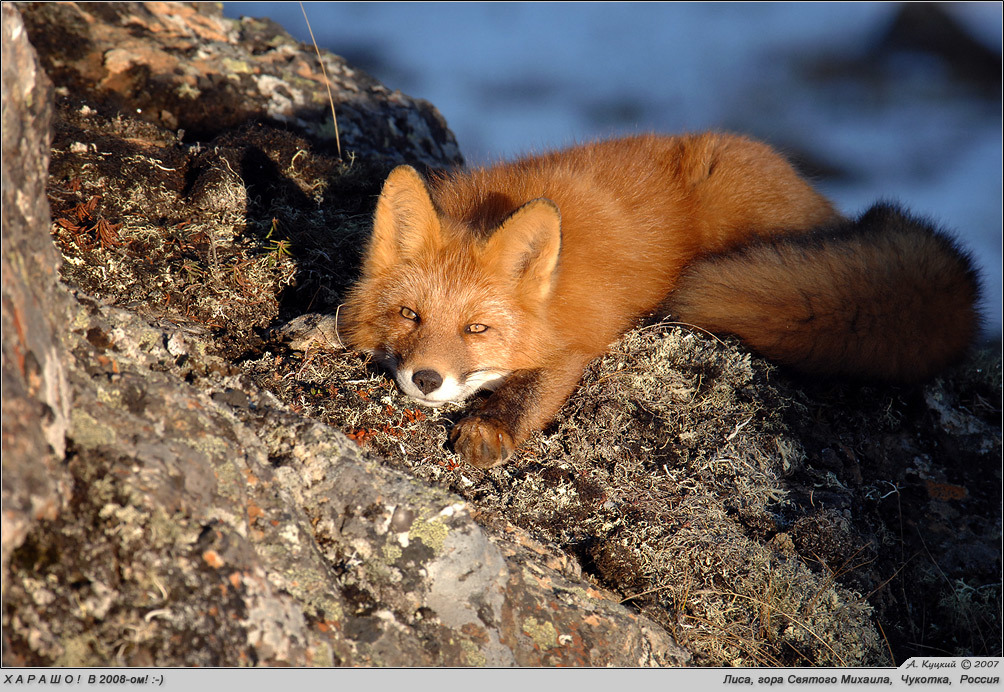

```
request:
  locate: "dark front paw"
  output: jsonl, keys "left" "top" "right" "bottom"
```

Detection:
{"left": 449, "top": 415, "right": 516, "bottom": 469}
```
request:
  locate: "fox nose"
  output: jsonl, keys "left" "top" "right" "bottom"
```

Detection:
{"left": 412, "top": 369, "right": 443, "bottom": 395}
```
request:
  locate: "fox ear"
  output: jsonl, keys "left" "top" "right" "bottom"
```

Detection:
{"left": 364, "top": 165, "right": 441, "bottom": 276}
{"left": 485, "top": 198, "right": 562, "bottom": 301}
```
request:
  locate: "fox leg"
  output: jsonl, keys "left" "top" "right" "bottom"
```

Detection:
{"left": 450, "top": 360, "right": 586, "bottom": 469}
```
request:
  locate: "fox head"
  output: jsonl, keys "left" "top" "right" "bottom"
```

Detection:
{"left": 340, "top": 165, "right": 562, "bottom": 407}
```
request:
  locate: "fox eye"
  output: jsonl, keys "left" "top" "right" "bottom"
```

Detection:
{"left": 400, "top": 306, "right": 419, "bottom": 321}
{"left": 465, "top": 323, "right": 489, "bottom": 334}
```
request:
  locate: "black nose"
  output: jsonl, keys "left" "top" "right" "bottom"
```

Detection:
{"left": 412, "top": 369, "right": 443, "bottom": 395}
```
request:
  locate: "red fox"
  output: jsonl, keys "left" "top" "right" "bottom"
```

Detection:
{"left": 339, "top": 133, "right": 981, "bottom": 469}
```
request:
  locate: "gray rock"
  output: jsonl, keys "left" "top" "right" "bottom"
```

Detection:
{"left": 17, "top": 1, "right": 462, "bottom": 168}
{"left": 1, "top": 2, "right": 71, "bottom": 604}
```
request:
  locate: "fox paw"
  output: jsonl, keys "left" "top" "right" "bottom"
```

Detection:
{"left": 449, "top": 415, "right": 516, "bottom": 469}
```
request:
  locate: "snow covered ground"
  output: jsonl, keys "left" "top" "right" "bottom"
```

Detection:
{"left": 224, "top": 2, "right": 1002, "bottom": 332}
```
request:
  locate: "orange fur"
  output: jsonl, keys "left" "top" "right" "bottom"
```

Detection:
{"left": 339, "top": 133, "right": 981, "bottom": 469}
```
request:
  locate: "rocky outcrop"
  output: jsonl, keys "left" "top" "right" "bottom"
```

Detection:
{"left": 2, "top": 2, "right": 688, "bottom": 667}
{"left": 5, "top": 293, "right": 684, "bottom": 665}
{"left": 16, "top": 1, "right": 461, "bottom": 167}
{"left": 1, "top": 2, "right": 71, "bottom": 602}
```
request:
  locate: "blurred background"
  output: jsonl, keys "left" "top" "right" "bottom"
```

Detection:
{"left": 224, "top": 2, "right": 1002, "bottom": 332}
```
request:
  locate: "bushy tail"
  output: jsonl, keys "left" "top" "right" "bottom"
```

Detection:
{"left": 669, "top": 203, "right": 982, "bottom": 382}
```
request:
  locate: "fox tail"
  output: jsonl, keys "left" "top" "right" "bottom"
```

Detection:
{"left": 668, "top": 203, "right": 983, "bottom": 382}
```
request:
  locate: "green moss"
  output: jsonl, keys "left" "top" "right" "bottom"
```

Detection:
{"left": 70, "top": 409, "right": 118, "bottom": 449}
{"left": 460, "top": 638, "right": 487, "bottom": 667}
{"left": 55, "top": 635, "right": 103, "bottom": 667}
{"left": 521, "top": 617, "right": 558, "bottom": 650}
{"left": 408, "top": 514, "right": 450, "bottom": 554}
